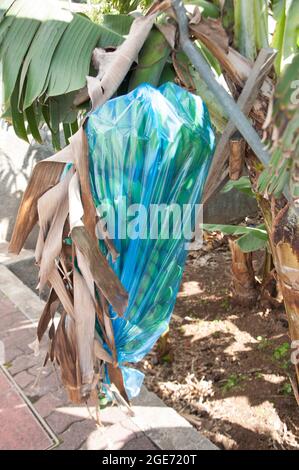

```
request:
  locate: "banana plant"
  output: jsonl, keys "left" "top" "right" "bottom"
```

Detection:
{"left": 0, "top": 0, "right": 126, "bottom": 147}
{"left": 271, "top": 0, "right": 299, "bottom": 75}
{"left": 2, "top": 0, "right": 299, "bottom": 393}
{"left": 257, "top": 54, "right": 299, "bottom": 202}
{"left": 0, "top": 0, "right": 227, "bottom": 149}
{"left": 203, "top": 177, "right": 275, "bottom": 307}
{"left": 203, "top": 177, "right": 269, "bottom": 253}
{"left": 203, "top": 223, "right": 268, "bottom": 252}
{"left": 1, "top": 0, "right": 297, "bottom": 148}
{"left": 230, "top": 0, "right": 299, "bottom": 390}
{"left": 234, "top": 0, "right": 269, "bottom": 61}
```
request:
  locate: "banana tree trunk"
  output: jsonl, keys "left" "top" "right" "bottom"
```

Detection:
{"left": 173, "top": 0, "right": 299, "bottom": 392}
{"left": 271, "top": 207, "right": 299, "bottom": 382}
{"left": 246, "top": 151, "right": 299, "bottom": 386}
{"left": 229, "top": 238, "right": 258, "bottom": 306}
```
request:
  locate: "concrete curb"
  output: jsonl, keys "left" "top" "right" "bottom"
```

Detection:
{"left": 0, "top": 264, "right": 42, "bottom": 324}
{"left": 0, "top": 242, "right": 35, "bottom": 266}
{"left": 0, "top": 259, "right": 217, "bottom": 450}
{"left": 131, "top": 387, "right": 218, "bottom": 450}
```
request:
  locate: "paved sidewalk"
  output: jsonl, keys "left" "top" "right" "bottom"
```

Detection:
{"left": 0, "top": 289, "right": 158, "bottom": 450}
{"left": 0, "top": 366, "right": 56, "bottom": 450}
{"left": 0, "top": 248, "right": 217, "bottom": 451}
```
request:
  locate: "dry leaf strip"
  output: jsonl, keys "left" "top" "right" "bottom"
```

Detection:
{"left": 8, "top": 14, "right": 163, "bottom": 404}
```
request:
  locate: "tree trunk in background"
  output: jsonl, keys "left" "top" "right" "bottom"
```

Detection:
{"left": 271, "top": 206, "right": 299, "bottom": 385}
{"left": 229, "top": 238, "right": 258, "bottom": 306}
{"left": 246, "top": 150, "right": 299, "bottom": 388}
{"left": 259, "top": 250, "right": 280, "bottom": 309}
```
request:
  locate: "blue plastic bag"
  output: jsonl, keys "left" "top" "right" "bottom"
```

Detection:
{"left": 85, "top": 82, "right": 215, "bottom": 398}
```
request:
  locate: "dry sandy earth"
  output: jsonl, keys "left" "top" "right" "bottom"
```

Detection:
{"left": 139, "top": 237, "right": 299, "bottom": 450}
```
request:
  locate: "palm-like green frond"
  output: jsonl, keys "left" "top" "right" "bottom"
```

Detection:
{"left": 272, "top": 0, "right": 299, "bottom": 74}
{"left": 257, "top": 53, "right": 299, "bottom": 200}
{"left": 0, "top": 0, "right": 126, "bottom": 148}
{"left": 234, "top": 0, "right": 269, "bottom": 61}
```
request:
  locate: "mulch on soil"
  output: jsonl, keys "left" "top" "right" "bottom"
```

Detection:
{"left": 139, "top": 236, "right": 299, "bottom": 450}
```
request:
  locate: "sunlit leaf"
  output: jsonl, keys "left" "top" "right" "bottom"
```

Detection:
{"left": 237, "top": 232, "right": 268, "bottom": 252}
{"left": 222, "top": 176, "right": 255, "bottom": 197}
{"left": 202, "top": 223, "right": 268, "bottom": 240}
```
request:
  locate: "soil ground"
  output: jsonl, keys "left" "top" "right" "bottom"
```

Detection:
{"left": 139, "top": 236, "right": 299, "bottom": 450}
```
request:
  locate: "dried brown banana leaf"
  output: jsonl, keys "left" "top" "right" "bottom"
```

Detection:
{"left": 35, "top": 168, "right": 73, "bottom": 263}
{"left": 48, "top": 266, "right": 74, "bottom": 319}
{"left": 76, "top": 13, "right": 158, "bottom": 108}
{"left": 107, "top": 364, "right": 129, "bottom": 404}
{"left": 73, "top": 268, "right": 95, "bottom": 386}
{"left": 94, "top": 339, "right": 113, "bottom": 364}
{"left": 54, "top": 312, "right": 82, "bottom": 403}
{"left": 38, "top": 170, "right": 74, "bottom": 290}
{"left": 9, "top": 162, "right": 65, "bottom": 254}
{"left": 9, "top": 141, "right": 75, "bottom": 254}
{"left": 37, "top": 288, "right": 59, "bottom": 342}
{"left": 70, "top": 128, "right": 97, "bottom": 239}
{"left": 72, "top": 226, "right": 128, "bottom": 316}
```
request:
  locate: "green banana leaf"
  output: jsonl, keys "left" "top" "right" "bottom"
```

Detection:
{"left": 202, "top": 223, "right": 268, "bottom": 253}
{"left": 0, "top": 0, "right": 127, "bottom": 144}
{"left": 222, "top": 176, "right": 255, "bottom": 197}
{"left": 272, "top": 0, "right": 299, "bottom": 74}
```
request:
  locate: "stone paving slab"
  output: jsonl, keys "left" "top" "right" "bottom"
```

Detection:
{"left": 0, "top": 260, "right": 217, "bottom": 451}
{"left": 0, "top": 366, "right": 58, "bottom": 450}
{"left": 0, "top": 241, "right": 34, "bottom": 266}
